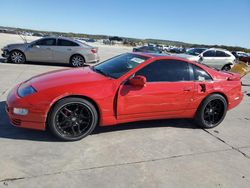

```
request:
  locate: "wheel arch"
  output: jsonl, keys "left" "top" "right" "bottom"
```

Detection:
{"left": 209, "top": 92, "right": 228, "bottom": 104}
{"left": 222, "top": 63, "right": 233, "bottom": 69}
{"left": 46, "top": 94, "right": 100, "bottom": 129}
{"left": 9, "top": 49, "right": 26, "bottom": 57}
{"left": 196, "top": 92, "right": 229, "bottom": 114}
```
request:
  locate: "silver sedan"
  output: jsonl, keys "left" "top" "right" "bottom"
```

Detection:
{"left": 1, "top": 37, "right": 100, "bottom": 67}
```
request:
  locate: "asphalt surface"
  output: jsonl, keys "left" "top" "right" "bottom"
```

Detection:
{"left": 0, "top": 48, "right": 250, "bottom": 188}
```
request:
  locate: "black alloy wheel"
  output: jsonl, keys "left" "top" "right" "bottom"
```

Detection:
{"left": 195, "top": 94, "right": 227, "bottom": 129}
{"left": 203, "top": 99, "right": 225, "bottom": 126}
{"left": 48, "top": 98, "right": 98, "bottom": 141}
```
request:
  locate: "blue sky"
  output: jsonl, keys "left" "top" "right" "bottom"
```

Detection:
{"left": 1, "top": 0, "right": 250, "bottom": 48}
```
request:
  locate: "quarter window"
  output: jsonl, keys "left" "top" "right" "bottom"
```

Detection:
{"left": 57, "top": 39, "right": 79, "bottom": 46}
{"left": 215, "top": 50, "right": 230, "bottom": 57}
{"left": 136, "top": 60, "right": 190, "bottom": 82}
{"left": 192, "top": 64, "right": 212, "bottom": 81}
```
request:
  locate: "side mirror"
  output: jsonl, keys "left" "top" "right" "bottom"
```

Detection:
{"left": 198, "top": 55, "right": 204, "bottom": 62}
{"left": 128, "top": 75, "right": 146, "bottom": 87}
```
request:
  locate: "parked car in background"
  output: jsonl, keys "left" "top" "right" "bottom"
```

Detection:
{"left": 1, "top": 37, "right": 100, "bottom": 67}
{"left": 232, "top": 51, "right": 248, "bottom": 58}
{"left": 86, "top": 38, "right": 96, "bottom": 43}
{"left": 177, "top": 48, "right": 236, "bottom": 71}
{"left": 168, "top": 46, "right": 186, "bottom": 53}
{"left": 6, "top": 53, "right": 243, "bottom": 141}
{"left": 232, "top": 51, "right": 250, "bottom": 64}
{"left": 133, "top": 46, "right": 162, "bottom": 53}
{"left": 186, "top": 48, "right": 207, "bottom": 56}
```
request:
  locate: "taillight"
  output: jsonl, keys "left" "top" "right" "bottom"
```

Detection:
{"left": 91, "top": 49, "right": 97, "bottom": 53}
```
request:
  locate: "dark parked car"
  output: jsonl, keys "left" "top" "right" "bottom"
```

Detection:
{"left": 133, "top": 46, "right": 162, "bottom": 53}
{"left": 232, "top": 51, "right": 250, "bottom": 64}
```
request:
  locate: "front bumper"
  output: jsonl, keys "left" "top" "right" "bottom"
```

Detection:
{"left": 1, "top": 48, "right": 9, "bottom": 58}
{"left": 6, "top": 85, "right": 46, "bottom": 130}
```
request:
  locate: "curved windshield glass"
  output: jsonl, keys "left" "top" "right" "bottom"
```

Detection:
{"left": 186, "top": 48, "right": 206, "bottom": 56}
{"left": 93, "top": 53, "right": 149, "bottom": 78}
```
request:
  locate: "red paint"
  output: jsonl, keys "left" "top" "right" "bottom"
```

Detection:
{"left": 6, "top": 53, "right": 243, "bottom": 130}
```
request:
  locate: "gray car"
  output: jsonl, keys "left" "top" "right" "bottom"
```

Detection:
{"left": 1, "top": 37, "right": 100, "bottom": 67}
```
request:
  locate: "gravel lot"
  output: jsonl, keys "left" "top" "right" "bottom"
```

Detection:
{"left": 0, "top": 34, "right": 250, "bottom": 188}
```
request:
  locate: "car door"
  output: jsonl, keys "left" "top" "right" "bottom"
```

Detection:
{"left": 214, "top": 50, "right": 232, "bottom": 69}
{"left": 53, "top": 39, "right": 80, "bottom": 63}
{"left": 25, "top": 38, "right": 56, "bottom": 62}
{"left": 117, "top": 59, "right": 195, "bottom": 119}
{"left": 200, "top": 50, "right": 216, "bottom": 67}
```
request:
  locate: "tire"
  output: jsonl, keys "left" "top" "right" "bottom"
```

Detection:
{"left": 221, "top": 64, "right": 231, "bottom": 71}
{"left": 48, "top": 97, "right": 98, "bottom": 141}
{"left": 195, "top": 94, "right": 227, "bottom": 129}
{"left": 70, "top": 55, "right": 85, "bottom": 67}
{"left": 9, "top": 50, "right": 26, "bottom": 64}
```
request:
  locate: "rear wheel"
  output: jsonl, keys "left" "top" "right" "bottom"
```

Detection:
{"left": 195, "top": 94, "right": 227, "bottom": 129}
{"left": 48, "top": 97, "right": 98, "bottom": 141}
{"left": 70, "top": 55, "right": 85, "bottom": 67}
{"left": 9, "top": 50, "right": 26, "bottom": 64}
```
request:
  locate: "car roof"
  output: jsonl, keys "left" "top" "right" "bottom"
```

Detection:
{"left": 39, "top": 36, "right": 80, "bottom": 42}
{"left": 207, "top": 48, "right": 230, "bottom": 52}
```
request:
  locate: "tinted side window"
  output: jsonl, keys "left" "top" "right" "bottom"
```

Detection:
{"left": 203, "top": 50, "right": 215, "bottom": 57}
{"left": 136, "top": 60, "right": 190, "bottom": 82}
{"left": 57, "top": 39, "right": 79, "bottom": 46}
{"left": 215, "top": 50, "right": 230, "bottom": 57}
{"left": 36, "top": 38, "right": 56, "bottom": 46}
{"left": 192, "top": 64, "right": 212, "bottom": 81}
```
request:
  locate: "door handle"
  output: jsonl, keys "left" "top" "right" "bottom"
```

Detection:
{"left": 183, "top": 87, "right": 192, "bottom": 91}
{"left": 46, "top": 47, "right": 51, "bottom": 50}
{"left": 67, "top": 48, "right": 72, "bottom": 51}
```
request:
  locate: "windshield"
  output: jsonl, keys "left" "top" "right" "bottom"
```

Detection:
{"left": 186, "top": 48, "right": 206, "bottom": 56}
{"left": 93, "top": 53, "right": 149, "bottom": 79}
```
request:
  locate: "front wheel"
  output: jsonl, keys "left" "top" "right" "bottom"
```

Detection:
{"left": 195, "top": 94, "right": 227, "bottom": 129}
{"left": 48, "top": 98, "right": 98, "bottom": 141}
{"left": 9, "top": 50, "right": 26, "bottom": 64}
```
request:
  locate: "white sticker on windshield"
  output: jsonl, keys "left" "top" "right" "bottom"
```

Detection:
{"left": 131, "top": 57, "right": 144, "bottom": 64}
{"left": 198, "top": 76, "right": 205, "bottom": 81}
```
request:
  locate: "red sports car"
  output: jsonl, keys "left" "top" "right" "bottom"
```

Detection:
{"left": 6, "top": 53, "right": 243, "bottom": 141}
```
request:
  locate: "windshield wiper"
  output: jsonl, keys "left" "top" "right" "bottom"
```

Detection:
{"left": 92, "top": 67, "right": 112, "bottom": 78}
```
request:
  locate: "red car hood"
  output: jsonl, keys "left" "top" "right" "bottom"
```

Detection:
{"left": 27, "top": 67, "right": 109, "bottom": 91}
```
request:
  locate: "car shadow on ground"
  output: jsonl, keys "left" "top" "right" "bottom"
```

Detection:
{"left": 0, "top": 58, "right": 6, "bottom": 63}
{"left": 0, "top": 101, "right": 198, "bottom": 142}
{"left": 0, "top": 59, "right": 74, "bottom": 68}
